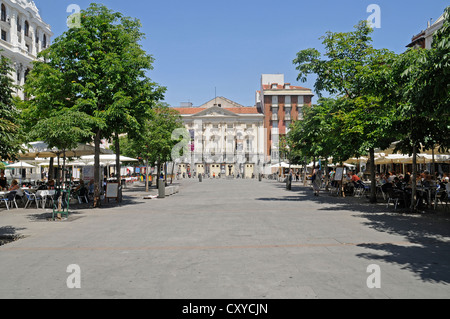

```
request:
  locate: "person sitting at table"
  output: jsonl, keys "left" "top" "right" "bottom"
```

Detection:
{"left": 381, "top": 173, "right": 393, "bottom": 193}
{"left": 9, "top": 179, "right": 20, "bottom": 192}
{"left": 8, "top": 179, "right": 24, "bottom": 200}
{"left": 393, "top": 177, "right": 404, "bottom": 190}
{"left": 74, "top": 180, "right": 83, "bottom": 191}
{"left": 443, "top": 173, "right": 449, "bottom": 183}
{"left": 47, "top": 179, "right": 55, "bottom": 189}
{"left": 403, "top": 172, "right": 411, "bottom": 185}
{"left": 351, "top": 171, "right": 361, "bottom": 184}
{"left": 0, "top": 171, "right": 8, "bottom": 190}
{"left": 375, "top": 173, "right": 382, "bottom": 184}
{"left": 422, "top": 171, "right": 432, "bottom": 187}
{"left": 88, "top": 179, "right": 95, "bottom": 196}
{"left": 74, "top": 180, "right": 89, "bottom": 203}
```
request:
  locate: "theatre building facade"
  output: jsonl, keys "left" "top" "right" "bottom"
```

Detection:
{"left": 0, "top": 0, "right": 52, "bottom": 99}
{"left": 174, "top": 97, "right": 265, "bottom": 178}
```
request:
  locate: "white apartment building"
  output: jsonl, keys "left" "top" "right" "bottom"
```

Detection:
{"left": 0, "top": 0, "right": 52, "bottom": 99}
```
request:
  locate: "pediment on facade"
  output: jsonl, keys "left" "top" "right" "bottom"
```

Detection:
{"left": 196, "top": 106, "right": 239, "bottom": 117}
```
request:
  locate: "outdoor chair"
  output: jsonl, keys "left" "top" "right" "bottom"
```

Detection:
{"left": 0, "top": 191, "right": 19, "bottom": 210}
{"left": 77, "top": 187, "right": 89, "bottom": 204}
{"left": 354, "top": 181, "right": 368, "bottom": 197}
{"left": 444, "top": 184, "right": 450, "bottom": 211}
{"left": 24, "top": 190, "right": 42, "bottom": 209}
{"left": 386, "top": 188, "right": 406, "bottom": 210}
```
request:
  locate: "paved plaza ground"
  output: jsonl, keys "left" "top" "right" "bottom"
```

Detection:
{"left": 1, "top": 178, "right": 450, "bottom": 299}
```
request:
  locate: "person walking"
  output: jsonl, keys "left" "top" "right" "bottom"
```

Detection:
{"left": 312, "top": 166, "right": 322, "bottom": 197}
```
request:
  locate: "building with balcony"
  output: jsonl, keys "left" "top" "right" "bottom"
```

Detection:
{"left": 0, "top": 0, "right": 52, "bottom": 99}
{"left": 255, "top": 74, "right": 313, "bottom": 163}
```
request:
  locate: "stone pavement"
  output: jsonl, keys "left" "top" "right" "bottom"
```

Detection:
{"left": 1, "top": 179, "right": 450, "bottom": 299}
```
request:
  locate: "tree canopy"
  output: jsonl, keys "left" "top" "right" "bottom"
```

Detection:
{"left": 0, "top": 52, "right": 22, "bottom": 161}
{"left": 22, "top": 3, "right": 165, "bottom": 206}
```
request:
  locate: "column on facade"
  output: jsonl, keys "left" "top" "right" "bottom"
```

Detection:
{"left": 35, "top": 26, "right": 41, "bottom": 53}
{"left": 19, "top": 16, "right": 24, "bottom": 51}
{"left": 10, "top": 9, "right": 17, "bottom": 47}
{"left": 29, "top": 23, "right": 36, "bottom": 56}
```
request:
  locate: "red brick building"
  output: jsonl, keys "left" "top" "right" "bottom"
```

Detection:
{"left": 256, "top": 74, "right": 313, "bottom": 163}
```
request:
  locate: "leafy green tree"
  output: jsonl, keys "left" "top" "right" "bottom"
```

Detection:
{"left": 0, "top": 52, "right": 21, "bottom": 161}
{"left": 128, "top": 103, "right": 184, "bottom": 191}
{"left": 373, "top": 7, "right": 450, "bottom": 210}
{"left": 23, "top": 3, "right": 164, "bottom": 207}
{"left": 28, "top": 110, "right": 95, "bottom": 185}
{"left": 293, "top": 21, "right": 398, "bottom": 201}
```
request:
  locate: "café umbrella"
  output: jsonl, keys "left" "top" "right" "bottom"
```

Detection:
{"left": 5, "top": 161, "right": 37, "bottom": 184}
{"left": 80, "top": 155, "right": 139, "bottom": 178}
{"left": 18, "top": 142, "right": 113, "bottom": 186}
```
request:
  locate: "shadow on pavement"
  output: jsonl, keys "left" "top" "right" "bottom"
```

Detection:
{"left": 259, "top": 182, "right": 450, "bottom": 284}
{"left": 0, "top": 226, "right": 27, "bottom": 246}
{"left": 356, "top": 213, "right": 450, "bottom": 284}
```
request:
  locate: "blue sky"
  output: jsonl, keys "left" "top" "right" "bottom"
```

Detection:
{"left": 35, "top": 0, "right": 448, "bottom": 107}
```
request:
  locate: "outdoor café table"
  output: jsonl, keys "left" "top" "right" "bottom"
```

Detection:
{"left": 415, "top": 186, "right": 436, "bottom": 209}
{"left": 35, "top": 190, "right": 56, "bottom": 209}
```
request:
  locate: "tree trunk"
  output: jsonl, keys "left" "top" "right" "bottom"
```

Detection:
{"left": 114, "top": 133, "right": 122, "bottom": 202}
{"left": 56, "top": 154, "right": 61, "bottom": 188}
{"left": 410, "top": 145, "right": 418, "bottom": 212}
{"left": 164, "top": 162, "right": 168, "bottom": 185}
{"left": 303, "top": 156, "right": 308, "bottom": 186}
{"left": 145, "top": 158, "right": 149, "bottom": 192}
{"left": 49, "top": 157, "right": 54, "bottom": 181}
{"left": 62, "top": 151, "right": 66, "bottom": 188}
{"left": 369, "top": 147, "right": 377, "bottom": 203}
{"left": 156, "top": 160, "right": 161, "bottom": 189}
{"left": 94, "top": 130, "right": 101, "bottom": 208}
{"left": 170, "top": 161, "right": 175, "bottom": 185}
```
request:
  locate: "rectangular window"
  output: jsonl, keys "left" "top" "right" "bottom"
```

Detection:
{"left": 272, "top": 96, "right": 278, "bottom": 105}
{"left": 298, "top": 96, "right": 305, "bottom": 105}
{"left": 285, "top": 96, "right": 291, "bottom": 106}
{"left": 1, "top": 30, "right": 6, "bottom": 41}
{"left": 0, "top": 5, "right": 6, "bottom": 22}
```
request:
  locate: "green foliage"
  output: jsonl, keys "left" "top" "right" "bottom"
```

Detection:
{"left": 376, "top": 7, "right": 450, "bottom": 155}
{"left": 24, "top": 4, "right": 164, "bottom": 135}
{"left": 0, "top": 52, "right": 22, "bottom": 160}
{"left": 132, "top": 103, "right": 184, "bottom": 165}
{"left": 294, "top": 21, "right": 376, "bottom": 99}
{"left": 291, "top": 20, "right": 399, "bottom": 164}
{"left": 28, "top": 110, "right": 95, "bottom": 151}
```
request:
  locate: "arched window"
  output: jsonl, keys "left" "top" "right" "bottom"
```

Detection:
{"left": 24, "top": 20, "right": 29, "bottom": 36}
{"left": 1, "top": 4, "right": 6, "bottom": 22}
{"left": 43, "top": 34, "right": 47, "bottom": 48}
